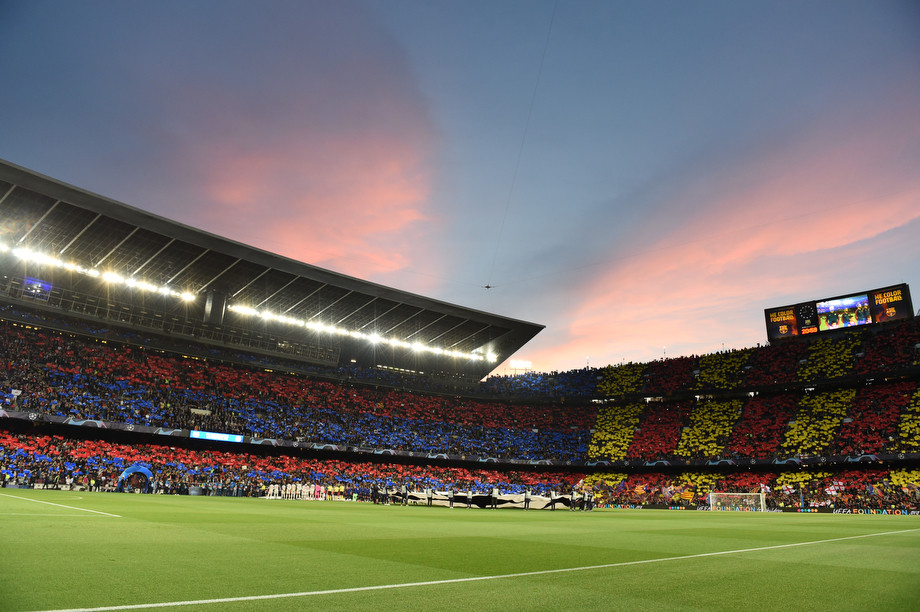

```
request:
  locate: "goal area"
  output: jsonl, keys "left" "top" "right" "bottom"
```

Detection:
{"left": 708, "top": 492, "right": 766, "bottom": 512}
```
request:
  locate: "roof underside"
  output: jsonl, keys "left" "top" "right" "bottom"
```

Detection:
{"left": 0, "top": 159, "right": 543, "bottom": 379}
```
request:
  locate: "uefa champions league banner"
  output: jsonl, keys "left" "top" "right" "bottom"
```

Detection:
{"left": 0, "top": 409, "right": 186, "bottom": 437}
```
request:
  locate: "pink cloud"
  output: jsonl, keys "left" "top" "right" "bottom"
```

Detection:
{"left": 123, "top": 2, "right": 444, "bottom": 288}
{"left": 527, "top": 86, "right": 920, "bottom": 369}
{"left": 191, "top": 132, "right": 435, "bottom": 278}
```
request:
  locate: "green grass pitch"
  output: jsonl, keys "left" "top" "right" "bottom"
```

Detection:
{"left": 1, "top": 489, "right": 918, "bottom": 611}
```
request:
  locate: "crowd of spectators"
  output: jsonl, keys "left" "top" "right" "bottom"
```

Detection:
{"left": 586, "top": 403, "right": 643, "bottom": 461}
{"left": 722, "top": 395, "right": 798, "bottom": 459}
{"left": 0, "top": 429, "right": 582, "bottom": 497}
{"left": 596, "top": 361, "right": 645, "bottom": 398}
{"left": 4, "top": 428, "right": 917, "bottom": 511}
{"left": 854, "top": 323, "right": 920, "bottom": 375}
{"left": 479, "top": 368, "right": 600, "bottom": 400}
{"left": 796, "top": 334, "right": 861, "bottom": 382}
{"left": 584, "top": 468, "right": 920, "bottom": 511}
{"left": 673, "top": 400, "right": 742, "bottom": 460}
{"left": 4, "top": 304, "right": 918, "bottom": 403}
{"left": 831, "top": 383, "right": 913, "bottom": 456}
{"left": 0, "top": 305, "right": 598, "bottom": 400}
{"left": 642, "top": 356, "right": 696, "bottom": 396}
{"left": 6, "top": 316, "right": 918, "bottom": 467}
{"left": 778, "top": 389, "right": 856, "bottom": 458}
{"left": 594, "top": 318, "right": 919, "bottom": 398}
{"left": 587, "top": 383, "right": 920, "bottom": 463}
{"left": 693, "top": 350, "right": 750, "bottom": 392}
{"left": 0, "top": 321, "right": 592, "bottom": 462}
{"left": 773, "top": 468, "right": 920, "bottom": 510}
{"left": 742, "top": 340, "right": 810, "bottom": 387}
{"left": 624, "top": 401, "right": 693, "bottom": 461}
{"left": 898, "top": 387, "right": 920, "bottom": 453}
{"left": 3, "top": 312, "right": 920, "bottom": 506}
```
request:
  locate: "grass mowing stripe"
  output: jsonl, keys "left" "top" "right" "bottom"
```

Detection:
{"left": 35, "top": 526, "right": 920, "bottom": 612}
{"left": 0, "top": 493, "right": 121, "bottom": 517}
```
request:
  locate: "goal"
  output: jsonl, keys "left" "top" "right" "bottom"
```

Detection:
{"left": 708, "top": 492, "right": 766, "bottom": 512}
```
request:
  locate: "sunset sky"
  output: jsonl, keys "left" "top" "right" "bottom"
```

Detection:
{"left": 1, "top": 0, "right": 918, "bottom": 373}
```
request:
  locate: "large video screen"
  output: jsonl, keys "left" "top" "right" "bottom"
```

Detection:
{"left": 816, "top": 294, "right": 870, "bottom": 331}
{"left": 765, "top": 283, "right": 912, "bottom": 342}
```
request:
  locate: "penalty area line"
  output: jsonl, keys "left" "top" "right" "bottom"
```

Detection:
{"left": 0, "top": 493, "right": 121, "bottom": 518}
{"left": 34, "top": 526, "right": 920, "bottom": 612}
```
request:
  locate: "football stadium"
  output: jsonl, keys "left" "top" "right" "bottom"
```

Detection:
{"left": 1, "top": 159, "right": 919, "bottom": 610}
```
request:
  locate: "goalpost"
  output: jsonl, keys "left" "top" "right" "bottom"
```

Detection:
{"left": 708, "top": 492, "right": 766, "bottom": 512}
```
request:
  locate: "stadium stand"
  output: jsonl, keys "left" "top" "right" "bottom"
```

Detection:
{"left": 723, "top": 394, "right": 798, "bottom": 459}
{"left": 2, "top": 160, "right": 919, "bottom": 513}
{"left": 0, "top": 430, "right": 583, "bottom": 498}
{"left": 0, "top": 320, "right": 593, "bottom": 462}
{"left": 3, "top": 314, "right": 920, "bottom": 511}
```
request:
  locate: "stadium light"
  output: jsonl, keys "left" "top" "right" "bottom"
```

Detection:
{"left": 226, "top": 302, "right": 498, "bottom": 363}
{"left": 2, "top": 242, "right": 496, "bottom": 363}
{"left": 2, "top": 242, "right": 195, "bottom": 303}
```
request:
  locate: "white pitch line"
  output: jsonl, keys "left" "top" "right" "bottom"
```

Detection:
{"left": 1, "top": 513, "right": 104, "bottom": 517}
{"left": 0, "top": 493, "right": 121, "bottom": 517}
{"left": 34, "top": 527, "right": 920, "bottom": 612}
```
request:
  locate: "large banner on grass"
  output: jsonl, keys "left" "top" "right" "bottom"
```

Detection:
{"left": 404, "top": 491, "right": 571, "bottom": 510}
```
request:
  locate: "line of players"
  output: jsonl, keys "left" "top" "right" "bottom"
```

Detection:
{"left": 264, "top": 482, "right": 353, "bottom": 501}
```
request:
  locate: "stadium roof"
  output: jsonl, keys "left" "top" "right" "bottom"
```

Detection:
{"left": 0, "top": 159, "right": 543, "bottom": 379}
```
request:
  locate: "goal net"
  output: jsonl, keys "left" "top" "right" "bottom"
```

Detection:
{"left": 708, "top": 492, "right": 766, "bottom": 512}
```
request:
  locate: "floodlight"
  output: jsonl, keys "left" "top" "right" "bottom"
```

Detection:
{"left": 6, "top": 244, "right": 194, "bottom": 302}
{"left": 227, "top": 299, "right": 495, "bottom": 361}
